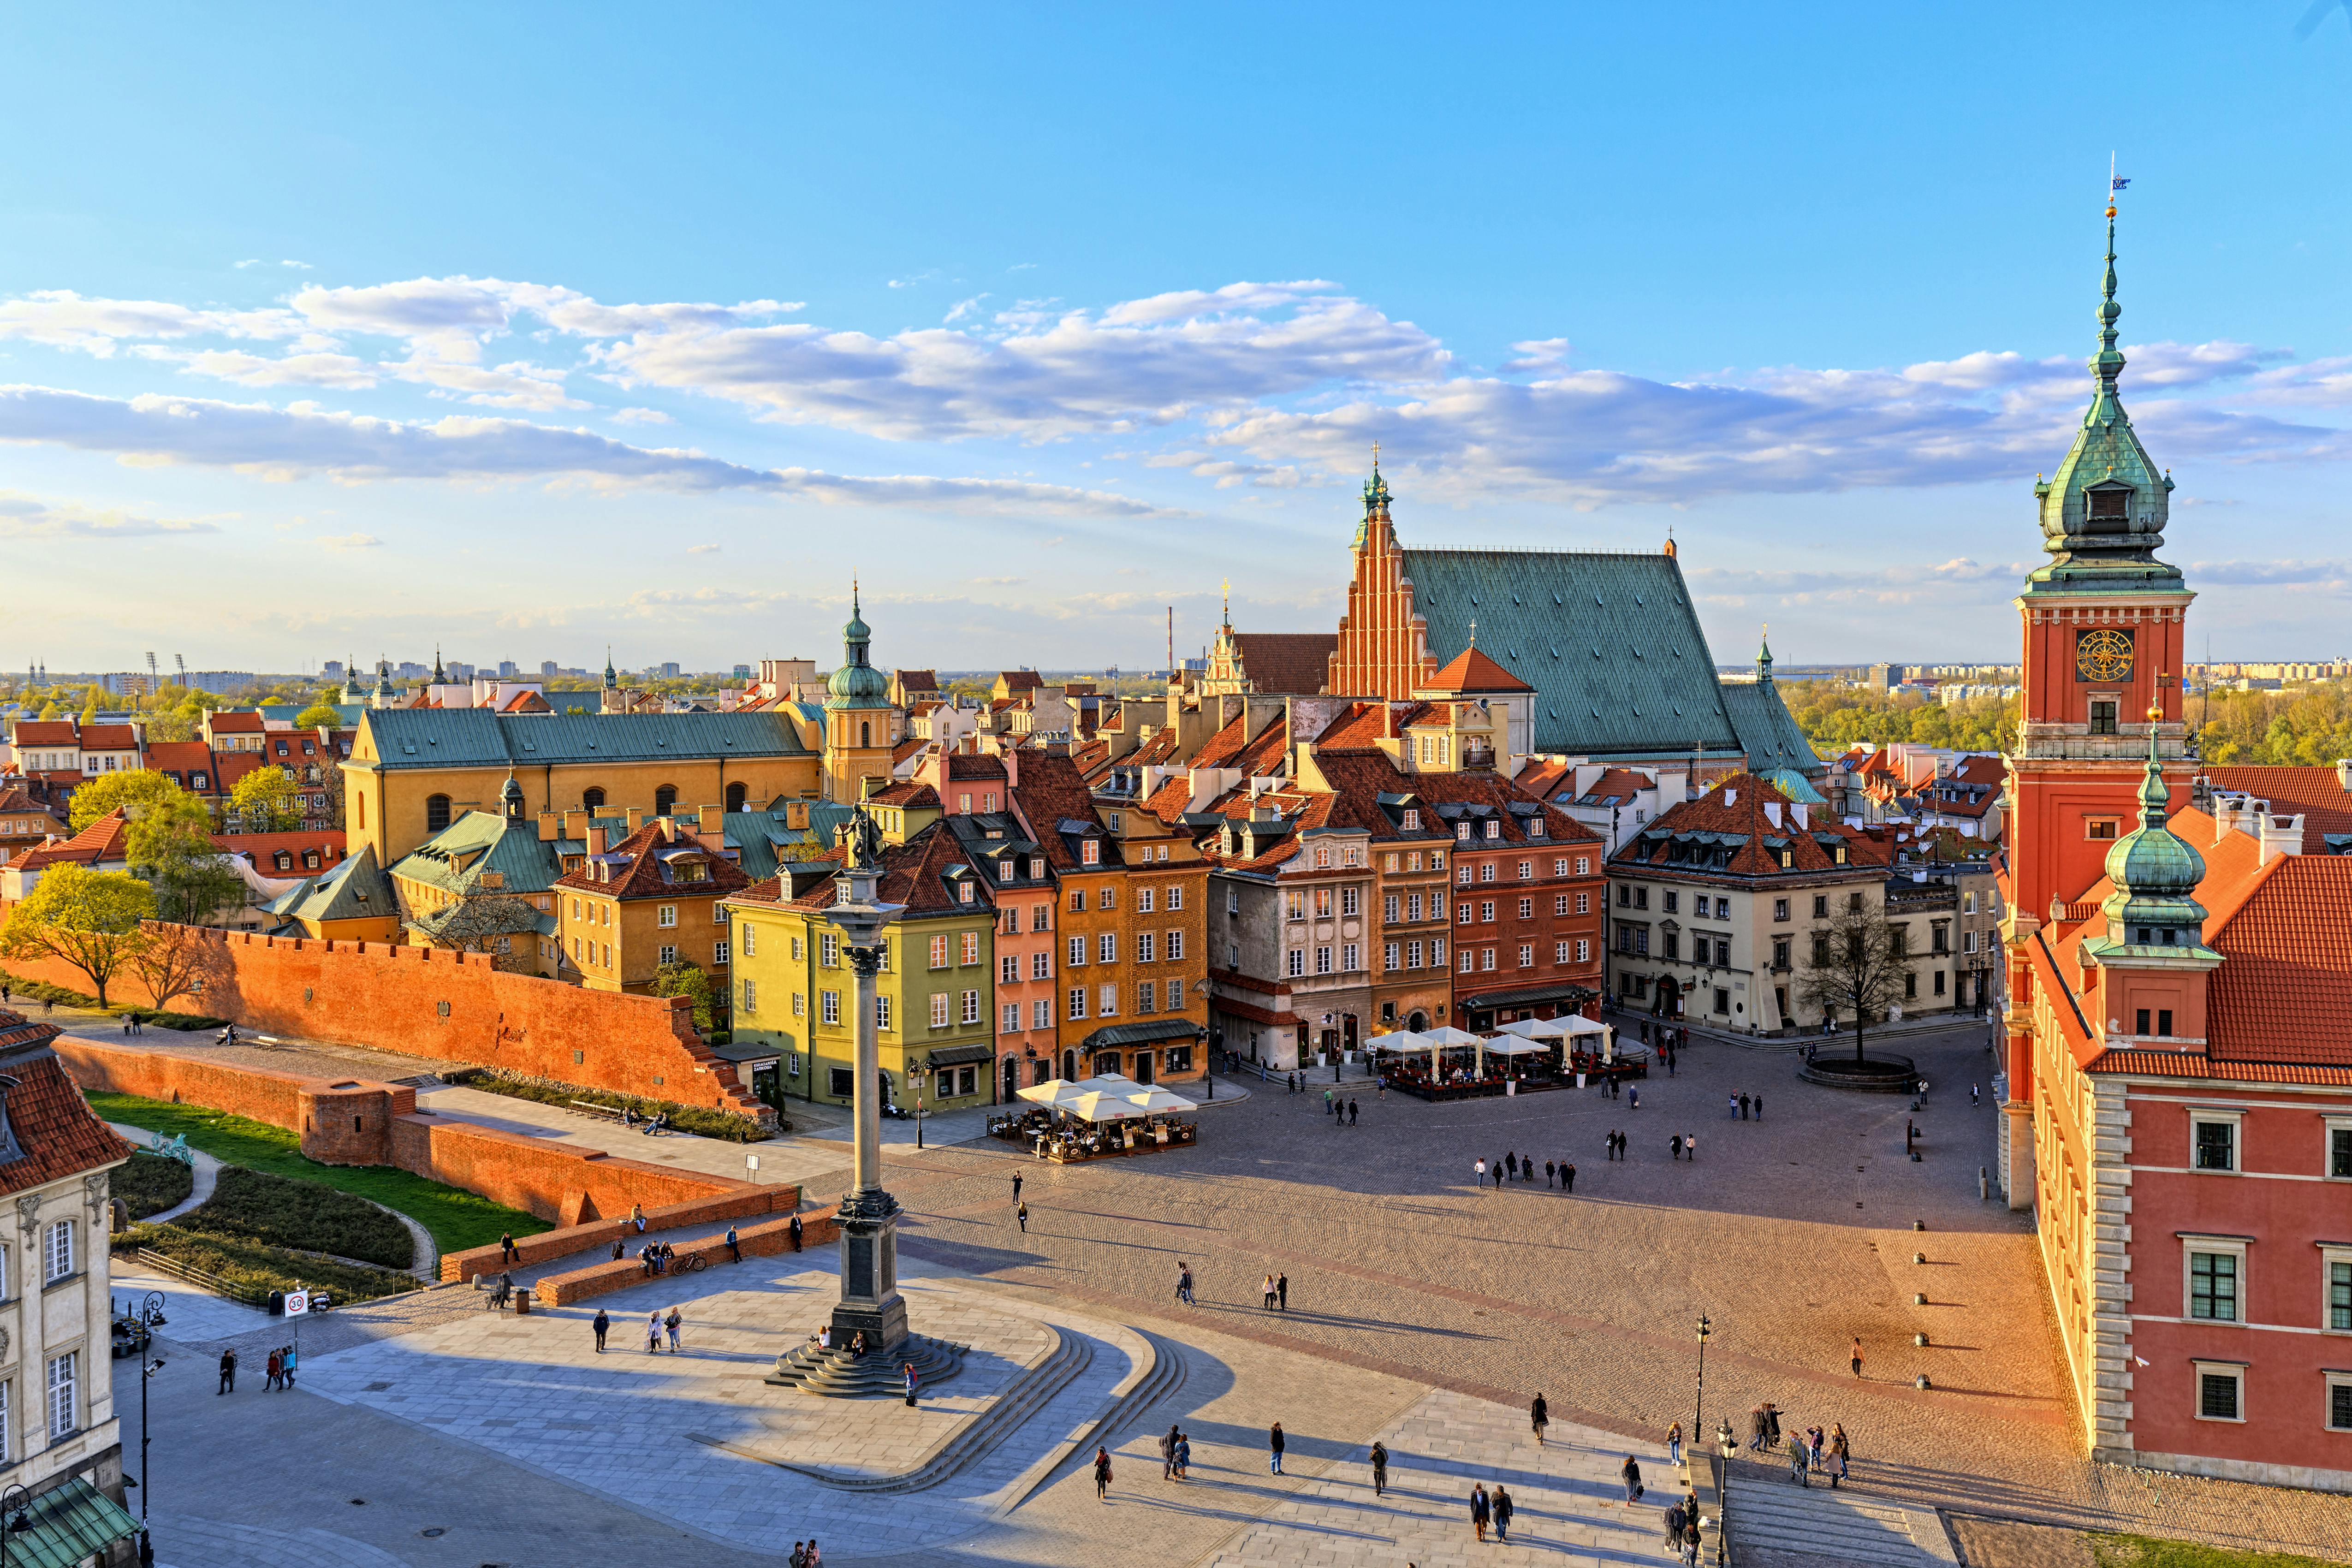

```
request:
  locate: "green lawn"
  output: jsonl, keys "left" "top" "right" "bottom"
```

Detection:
{"left": 91, "top": 1091, "right": 549, "bottom": 1256}
{"left": 2096, "top": 1536, "right": 2345, "bottom": 1568}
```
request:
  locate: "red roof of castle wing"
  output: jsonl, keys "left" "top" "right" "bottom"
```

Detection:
{"left": 2204, "top": 854, "right": 2352, "bottom": 1067}
{"left": 1422, "top": 645, "right": 1534, "bottom": 694}
{"left": 77, "top": 723, "right": 141, "bottom": 751}
{"left": 8, "top": 721, "right": 77, "bottom": 748}
{"left": 1610, "top": 773, "right": 1877, "bottom": 878}
{"left": 206, "top": 710, "right": 266, "bottom": 734}
{"left": 0, "top": 1012, "right": 135, "bottom": 1194}
{"left": 554, "top": 820, "right": 753, "bottom": 901}
{"left": 1231, "top": 633, "right": 1336, "bottom": 695}
{"left": 2206, "top": 765, "right": 2352, "bottom": 854}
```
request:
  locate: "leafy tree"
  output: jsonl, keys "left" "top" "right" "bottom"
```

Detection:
{"left": 36, "top": 701, "right": 60, "bottom": 719}
{"left": 652, "top": 960, "right": 719, "bottom": 1031}
{"left": 294, "top": 702, "right": 344, "bottom": 730}
{"left": 131, "top": 796, "right": 246, "bottom": 926}
{"left": 139, "top": 707, "right": 199, "bottom": 743}
{"left": 227, "top": 766, "right": 302, "bottom": 832}
{"left": 69, "top": 769, "right": 186, "bottom": 832}
{"left": 0, "top": 864, "right": 155, "bottom": 1007}
{"left": 1794, "top": 895, "right": 1913, "bottom": 1062}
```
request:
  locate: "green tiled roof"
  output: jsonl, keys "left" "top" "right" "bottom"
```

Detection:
{"left": 356, "top": 709, "right": 809, "bottom": 770}
{"left": 267, "top": 842, "right": 393, "bottom": 924}
{"left": 1399, "top": 547, "right": 1814, "bottom": 771}
{"left": 1, "top": 1476, "right": 141, "bottom": 1568}
{"left": 389, "top": 809, "right": 566, "bottom": 896}
{"left": 1721, "top": 679, "right": 1825, "bottom": 777}
{"left": 724, "top": 803, "right": 858, "bottom": 880}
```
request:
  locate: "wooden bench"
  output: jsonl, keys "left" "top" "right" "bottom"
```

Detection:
{"left": 567, "top": 1099, "right": 628, "bottom": 1123}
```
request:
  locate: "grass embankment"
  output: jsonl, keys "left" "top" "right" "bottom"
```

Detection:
{"left": 0, "top": 968, "right": 225, "bottom": 1029}
{"left": 459, "top": 1069, "right": 777, "bottom": 1141}
{"left": 110, "top": 1150, "right": 196, "bottom": 1220}
{"left": 119, "top": 1223, "right": 418, "bottom": 1305}
{"left": 2095, "top": 1538, "right": 2344, "bottom": 1568}
{"left": 89, "top": 1091, "right": 547, "bottom": 1256}
{"left": 180, "top": 1166, "right": 414, "bottom": 1270}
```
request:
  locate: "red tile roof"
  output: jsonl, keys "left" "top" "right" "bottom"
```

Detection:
{"left": 8, "top": 722, "right": 77, "bottom": 747}
{"left": 1007, "top": 750, "right": 1111, "bottom": 872}
{"left": 214, "top": 831, "right": 348, "bottom": 870}
{"left": 12, "top": 809, "right": 132, "bottom": 870}
{"left": 554, "top": 821, "right": 753, "bottom": 901}
{"left": 1230, "top": 633, "right": 1336, "bottom": 695}
{"left": 2204, "top": 854, "right": 2352, "bottom": 1067}
{"left": 782, "top": 819, "right": 983, "bottom": 918}
{"left": 947, "top": 754, "right": 1008, "bottom": 782}
{"left": 77, "top": 724, "right": 140, "bottom": 751}
{"left": 0, "top": 1013, "right": 135, "bottom": 1195}
{"left": 868, "top": 781, "right": 940, "bottom": 808}
{"left": 143, "top": 741, "right": 219, "bottom": 784}
{"left": 1142, "top": 776, "right": 1193, "bottom": 825}
{"left": 998, "top": 670, "right": 1045, "bottom": 691}
{"left": 1611, "top": 773, "right": 1877, "bottom": 879}
{"left": 2207, "top": 766, "right": 2352, "bottom": 854}
{"left": 500, "top": 689, "right": 553, "bottom": 713}
{"left": 1422, "top": 645, "right": 1533, "bottom": 694}
{"left": 206, "top": 710, "right": 266, "bottom": 733}
{"left": 1313, "top": 701, "right": 1428, "bottom": 751}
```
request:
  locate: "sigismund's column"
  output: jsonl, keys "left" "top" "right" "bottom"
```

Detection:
{"left": 824, "top": 848, "right": 910, "bottom": 1351}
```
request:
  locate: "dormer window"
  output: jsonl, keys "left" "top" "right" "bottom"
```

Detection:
{"left": 1081, "top": 839, "right": 1100, "bottom": 866}
{"left": 1402, "top": 809, "right": 1420, "bottom": 831}
{"left": 1484, "top": 820, "right": 1500, "bottom": 841}
{"left": 1455, "top": 823, "right": 1470, "bottom": 842}
{"left": 1528, "top": 818, "right": 1545, "bottom": 838}
{"left": 959, "top": 883, "right": 975, "bottom": 904}
{"left": 2086, "top": 486, "right": 2130, "bottom": 521}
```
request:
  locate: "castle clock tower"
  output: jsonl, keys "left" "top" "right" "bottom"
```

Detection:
{"left": 822, "top": 584, "right": 896, "bottom": 804}
{"left": 1999, "top": 197, "right": 2195, "bottom": 1209}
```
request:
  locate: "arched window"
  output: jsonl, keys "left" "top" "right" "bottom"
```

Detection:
{"left": 582, "top": 786, "right": 606, "bottom": 809}
{"left": 426, "top": 794, "right": 452, "bottom": 833}
{"left": 654, "top": 784, "right": 678, "bottom": 816}
{"left": 860, "top": 721, "right": 872, "bottom": 748}
{"left": 725, "top": 781, "right": 748, "bottom": 813}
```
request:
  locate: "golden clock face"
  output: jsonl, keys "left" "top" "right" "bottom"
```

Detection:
{"left": 2076, "top": 628, "right": 2134, "bottom": 683}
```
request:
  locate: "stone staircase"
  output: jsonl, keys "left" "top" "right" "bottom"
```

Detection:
{"left": 1726, "top": 1476, "right": 1959, "bottom": 1566}
{"left": 998, "top": 1326, "right": 1188, "bottom": 1513}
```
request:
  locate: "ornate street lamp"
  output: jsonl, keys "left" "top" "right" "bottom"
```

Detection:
{"left": 1692, "top": 1313, "right": 1711, "bottom": 1470}
{"left": 138, "top": 1291, "right": 167, "bottom": 1525}
{"left": 0, "top": 1484, "right": 31, "bottom": 1568}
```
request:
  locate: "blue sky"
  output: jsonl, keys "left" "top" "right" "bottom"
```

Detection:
{"left": 5, "top": 4, "right": 2350, "bottom": 676}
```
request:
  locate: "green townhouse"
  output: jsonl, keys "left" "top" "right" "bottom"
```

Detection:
{"left": 720, "top": 785, "right": 998, "bottom": 1114}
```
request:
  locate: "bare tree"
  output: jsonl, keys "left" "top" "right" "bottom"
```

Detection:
{"left": 1794, "top": 896, "right": 1911, "bottom": 1062}
{"left": 415, "top": 895, "right": 544, "bottom": 970}
{"left": 129, "top": 922, "right": 218, "bottom": 1012}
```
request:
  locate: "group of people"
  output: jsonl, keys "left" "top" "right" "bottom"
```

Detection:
{"left": 618, "top": 1105, "right": 670, "bottom": 1135}
{"left": 1728, "top": 1090, "right": 1764, "bottom": 1120}
{"left": 637, "top": 1239, "right": 680, "bottom": 1275}
{"left": 1322, "top": 1090, "right": 1362, "bottom": 1124}
{"left": 1157, "top": 1423, "right": 1194, "bottom": 1481}
{"left": 1474, "top": 1152, "right": 1578, "bottom": 1191}
{"left": 786, "top": 1540, "right": 821, "bottom": 1567}
{"left": 1258, "top": 1272, "right": 1290, "bottom": 1311}
{"left": 1747, "top": 1402, "right": 1850, "bottom": 1486}
{"left": 262, "top": 1343, "right": 297, "bottom": 1390}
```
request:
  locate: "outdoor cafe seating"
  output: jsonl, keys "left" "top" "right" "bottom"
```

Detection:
{"left": 988, "top": 1074, "right": 1200, "bottom": 1161}
{"left": 1369, "top": 1016, "right": 1624, "bottom": 1100}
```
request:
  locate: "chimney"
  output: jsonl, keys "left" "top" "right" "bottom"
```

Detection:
{"left": 537, "top": 810, "right": 559, "bottom": 843}
{"left": 2338, "top": 758, "right": 2352, "bottom": 792}
{"left": 587, "top": 825, "right": 609, "bottom": 855}
{"left": 659, "top": 817, "right": 678, "bottom": 843}
{"left": 2257, "top": 811, "right": 2304, "bottom": 867}
{"left": 1002, "top": 746, "right": 1019, "bottom": 788}
{"left": 1792, "top": 802, "right": 1810, "bottom": 830}
{"left": 624, "top": 806, "right": 646, "bottom": 833}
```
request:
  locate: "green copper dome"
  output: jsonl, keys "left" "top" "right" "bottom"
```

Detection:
{"left": 2099, "top": 721, "right": 2206, "bottom": 936}
{"left": 2026, "top": 203, "right": 2182, "bottom": 594}
{"left": 825, "top": 584, "right": 890, "bottom": 709}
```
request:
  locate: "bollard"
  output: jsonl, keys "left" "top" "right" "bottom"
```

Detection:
{"left": 1913, "top": 1293, "right": 1927, "bottom": 1306}
{"left": 1915, "top": 1374, "right": 1932, "bottom": 1390}
{"left": 1912, "top": 1220, "right": 1925, "bottom": 1231}
{"left": 1910, "top": 1148, "right": 1922, "bottom": 1162}
{"left": 1914, "top": 1332, "right": 1929, "bottom": 1348}
{"left": 1912, "top": 1252, "right": 1926, "bottom": 1265}
{"left": 1979, "top": 1166, "right": 1990, "bottom": 1201}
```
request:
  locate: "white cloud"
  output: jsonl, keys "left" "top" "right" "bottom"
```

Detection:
{"left": 0, "top": 490, "right": 220, "bottom": 540}
{"left": 280, "top": 260, "right": 313, "bottom": 270}
{"left": 136, "top": 346, "right": 380, "bottom": 390}
{"left": 317, "top": 531, "right": 382, "bottom": 551}
{"left": 0, "top": 384, "right": 1186, "bottom": 517}
{"left": 0, "top": 291, "right": 299, "bottom": 354}
{"left": 610, "top": 407, "right": 674, "bottom": 425}
{"left": 687, "top": 542, "right": 720, "bottom": 553}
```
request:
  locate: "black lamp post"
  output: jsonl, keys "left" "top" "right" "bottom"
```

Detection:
{"left": 0, "top": 1482, "right": 32, "bottom": 1566}
{"left": 911, "top": 1063, "right": 928, "bottom": 1150}
{"left": 138, "top": 1290, "right": 167, "bottom": 1523}
{"left": 1692, "top": 1313, "right": 1711, "bottom": 1469}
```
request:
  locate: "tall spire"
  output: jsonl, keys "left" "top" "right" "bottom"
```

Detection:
{"left": 432, "top": 644, "right": 445, "bottom": 684}
{"left": 2092, "top": 195, "right": 2126, "bottom": 409}
{"left": 1354, "top": 442, "right": 1393, "bottom": 552}
{"left": 1757, "top": 623, "right": 1774, "bottom": 684}
{"left": 603, "top": 645, "right": 617, "bottom": 689}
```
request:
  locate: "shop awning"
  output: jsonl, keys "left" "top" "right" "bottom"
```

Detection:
{"left": 923, "top": 1042, "right": 996, "bottom": 1068}
{"left": 1080, "top": 1018, "right": 1204, "bottom": 1050}
{"left": 0, "top": 1476, "right": 142, "bottom": 1568}
{"left": 1461, "top": 981, "right": 1598, "bottom": 1012}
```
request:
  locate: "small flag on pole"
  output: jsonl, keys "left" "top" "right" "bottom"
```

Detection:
{"left": 2111, "top": 175, "right": 2131, "bottom": 192}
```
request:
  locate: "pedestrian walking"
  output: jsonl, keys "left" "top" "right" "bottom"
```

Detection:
{"left": 1017, "top": 1200, "right": 1029, "bottom": 1232}
{"left": 1829, "top": 1423, "right": 1850, "bottom": 1486}
{"left": 282, "top": 1343, "right": 296, "bottom": 1386}
{"left": 1665, "top": 1497, "right": 1689, "bottom": 1553}
{"left": 593, "top": 1308, "right": 610, "bottom": 1351}
{"left": 790, "top": 1212, "right": 804, "bottom": 1252}
{"left": 1563, "top": 1159, "right": 1576, "bottom": 1193}
{"left": 1474, "top": 1157, "right": 1487, "bottom": 1188}
{"left": 1277, "top": 1273, "right": 1288, "bottom": 1311}
{"left": 1012, "top": 1172, "right": 1023, "bottom": 1201}
{"left": 1684, "top": 1131, "right": 1695, "bottom": 1161}
{"left": 1667, "top": 1046, "right": 1676, "bottom": 1076}
{"left": 1747, "top": 1405, "right": 1768, "bottom": 1452}
{"left": 1670, "top": 1133, "right": 1683, "bottom": 1160}
{"left": 1971, "top": 1082, "right": 1981, "bottom": 1106}
{"left": 1176, "top": 1262, "right": 1194, "bottom": 1305}
{"left": 1505, "top": 1152, "right": 1519, "bottom": 1181}
{"left": 1173, "top": 1431, "right": 1191, "bottom": 1481}
{"left": 1161, "top": 1423, "right": 1179, "bottom": 1480}
{"left": 265, "top": 1348, "right": 283, "bottom": 1391}
{"left": 1628, "top": 1086, "right": 1639, "bottom": 1111}
{"left": 1851, "top": 1336, "right": 1863, "bottom": 1378}
{"left": 1738, "top": 1092, "right": 1750, "bottom": 1120}
{"left": 1263, "top": 1273, "right": 1277, "bottom": 1310}
{"left": 1667, "top": 1420, "right": 1684, "bottom": 1466}
{"left": 1610, "top": 1074, "right": 1621, "bottom": 1100}
{"left": 1348, "top": 1098, "right": 1359, "bottom": 1126}
{"left": 1808, "top": 1425, "right": 1825, "bottom": 1471}
{"left": 647, "top": 1310, "right": 663, "bottom": 1353}
{"left": 725, "top": 1224, "right": 742, "bottom": 1264}
{"left": 1754, "top": 1092, "right": 1764, "bottom": 1120}
{"left": 1530, "top": 1391, "right": 1549, "bottom": 1445}
{"left": 1269, "top": 1421, "right": 1287, "bottom": 1474}
{"left": 1622, "top": 1454, "right": 1645, "bottom": 1503}
{"left": 665, "top": 1307, "right": 683, "bottom": 1351}
{"left": 791, "top": 1543, "right": 806, "bottom": 1568}
{"left": 1728, "top": 1093, "right": 1740, "bottom": 1118}
{"left": 903, "top": 1361, "right": 919, "bottom": 1405}
{"left": 1544, "top": 1158, "right": 1556, "bottom": 1188}
{"left": 1469, "top": 1482, "right": 1491, "bottom": 1542}
{"left": 804, "top": 1541, "right": 821, "bottom": 1568}
{"left": 1764, "top": 1402, "right": 1782, "bottom": 1451}
{"left": 1325, "top": 1088, "right": 1334, "bottom": 1116}
{"left": 1493, "top": 1484, "right": 1515, "bottom": 1542}
{"left": 1789, "top": 1432, "right": 1810, "bottom": 1485}
{"left": 1094, "top": 1445, "right": 1114, "bottom": 1500}
{"left": 1369, "top": 1440, "right": 1388, "bottom": 1497}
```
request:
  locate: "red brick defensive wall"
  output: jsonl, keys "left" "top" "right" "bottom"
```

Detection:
{"left": 12, "top": 922, "right": 768, "bottom": 1123}
{"left": 534, "top": 1203, "right": 843, "bottom": 1307}
{"left": 62, "top": 1040, "right": 796, "bottom": 1281}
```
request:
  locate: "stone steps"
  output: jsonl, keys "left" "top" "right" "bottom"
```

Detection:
{"left": 998, "top": 1325, "right": 1187, "bottom": 1514}
{"left": 1727, "top": 1476, "right": 1958, "bottom": 1566}
{"left": 765, "top": 1330, "right": 966, "bottom": 1398}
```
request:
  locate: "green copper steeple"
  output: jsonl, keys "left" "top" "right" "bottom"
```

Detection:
{"left": 1354, "top": 442, "right": 1392, "bottom": 552}
{"left": 2094, "top": 713, "right": 2209, "bottom": 947}
{"left": 826, "top": 581, "right": 889, "bottom": 710}
{"left": 2025, "top": 197, "right": 2181, "bottom": 594}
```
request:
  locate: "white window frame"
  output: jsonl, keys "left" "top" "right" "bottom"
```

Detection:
{"left": 46, "top": 1351, "right": 75, "bottom": 1440}
{"left": 1003, "top": 1002, "right": 1021, "bottom": 1035}
{"left": 1138, "top": 887, "right": 1155, "bottom": 913}
{"left": 821, "top": 990, "right": 840, "bottom": 1025}
{"left": 2183, "top": 1235, "right": 2249, "bottom": 1324}
{"left": 714, "top": 940, "right": 729, "bottom": 965}
{"left": 1167, "top": 929, "right": 1184, "bottom": 961}
{"left": 875, "top": 994, "right": 892, "bottom": 1032}
{"left": 659, "top": 944, "right": 676, "bottom": 966}
{"left": 658, "top": 905, "right": 677, "bottom": 928}
{"left": 2191, "top": 1108, "right": 2244, "bottom": 1174}
{"left": 1032, "top": 998, "right": 1052, "bottom": 1030}
{"left": 44, "top": 1218, "right": 73, "bottom": 1283}
{"left": 1097, "top": 983, "right": 1117, "bottom": 1017}
{"left": 2326, "top": 1116, "right": 2352, "bottom": 1181}
{"left": 2193, "top": 1359, "right": 2247, "bottom": 1424}
{"left": 742, "top": 979, "right": 758, "bottom": 1012}
{"left": 962, "top": 989, "right": 981, "bottom": 1025}
{"left": 1167, "top": 885, "right": 1182, "bottom": 911}
{"left": 2328, "top": 1371, "right": 2352, "bottom": 1432}
{"left": 931, "top": 991, "right": 951, "bottom": 1028}
{"left": 2322, "top": 1244, "right": 2352, "bottom": 1335}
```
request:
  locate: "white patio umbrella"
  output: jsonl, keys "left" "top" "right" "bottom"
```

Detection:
{"left": 1483, "top": 1036, "right": 1550, "bottom": 1056}
{"left": 1500, "top": 1016, "right": 1575, "bottom": 1041}
{"left": 1419, "top": 1024, "right": 1484, "bottom": 1078}
{"left": 1364, "top": 1029, "right": 1428, "bottom": 1055}
{"left": 1120, "top": 1084, "right": 1191, "bottom": 1114}
{"left": 1016, "top": 1079, "right": 1082, "bottom": 1108}
{"left": 1065, "top": 1090, "right": 1151, "bottom": 1123}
